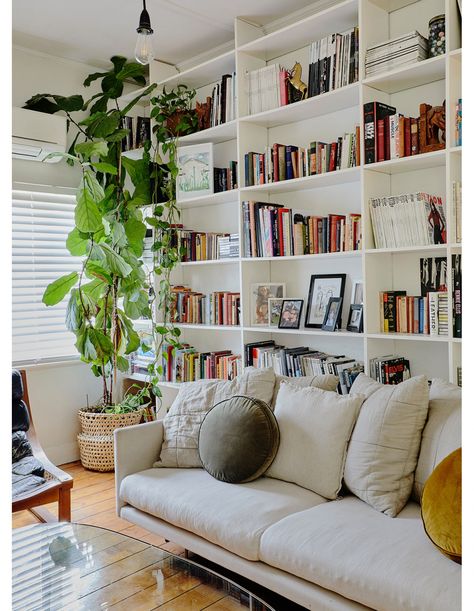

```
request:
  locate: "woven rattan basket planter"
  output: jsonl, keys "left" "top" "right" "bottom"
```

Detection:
{"left": 77, "top": 409, "right": 144, "bottom": 472}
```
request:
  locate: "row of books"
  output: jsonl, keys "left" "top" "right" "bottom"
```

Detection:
{"left": 241, "top": 201, "right": 361, "bottom": 258}
{"left": 454, "top": 98, "right": 462, "bottom": 147}
{"left": 244, "top": 340, "right": 363, "bottom": 394}
{"left": 162, "top": 344, "right": 242, "bottom": 383}
{"left": 214, "top": 161, "right": 238, "bottom": 193}
{"left": 244, "top": 131, "right": 360, "bottom": 186}
{"left": 199, "top": 73, "right": 237, "bottom": 129}
{"left": 363, "top": 101, "right": 431, "bottom": 164}
{"left": 369, "top": 192, "right": 446, "bottom": 249}
{"left": 379, "top": 290, "right": 448, "bottom": 336}
{"left": 170, "top": 286, "right": 241, "bottom": 326}
{"left": 452, "top": 254, "right": 461, "bottom": 338}
{"left": 308, "top": 28, "right": 359, "bottom": 97}
{"left": 369, "top": 355, "right": 411, "bottom": 385}
{"left": 173, "top": 228, "right": 239, "bottom": 262}
{"left": 365, "top": 31, "right": 428, "bottom": 77}
{"left": 452, "top": 181, "right": 462, "bottom": 244}
{"left": 121, "top": 116, "right": 151, "bottom": 152}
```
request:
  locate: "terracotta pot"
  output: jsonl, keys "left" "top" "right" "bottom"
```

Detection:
{"left": 165, "top": 109, "right": 196, "bottom": 136}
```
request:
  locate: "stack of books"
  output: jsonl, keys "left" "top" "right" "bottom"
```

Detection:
{"left": 121, "top": 116, "right": 151, "bottom": 151}
{"left": 213, "top": 161, "right": 238, "bottom": 192}
{"left": 162, "top": 343, "right": 242, "bottom": 383}
{"left": 308, "top": 27, "right": 359, "bottom": 96}
{"left": 370, "top": 355, "right": 411, "bottom": 385}
{"left": 242, "top": 201, "right": 361, "bottom": 258}
{"left": 244, "top": 340, "right": 363, "bottom": 394}
{"left": 452, "top": 181, "right": 462, "bottom": 243}
{"left": 247, "top": 64, "right": 286, "bottom": 115}
{"left": 218, "top": 234, "right": 239, "bottom": 259}
{"left": 369, "top": 192, "right": 446, "bottom": 248}
{"left": 207, "top": 73, "right": 237, "bottom": 127}
{"left": 379, "top": 290, "right": 448, "bottom": 336}
{"left": 174, "top": 228, "right": 239, "bottom": 262}
{"left": 170, "top": 286, "right": 241, "bottom": 326}
{"left": 365, "top": 31, "right": 428, "bottom": 77}
{"left": 244, "top": 131, "right": 360, "bottom": 186}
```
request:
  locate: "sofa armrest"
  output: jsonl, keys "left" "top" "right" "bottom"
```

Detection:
{"left": 114, "top": 419, "right": 164, "bottom": 515}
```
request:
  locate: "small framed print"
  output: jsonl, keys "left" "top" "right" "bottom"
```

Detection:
{"left": 305, "top": 274, "right": 346, "bottom": 328}
{"left": 278, "top": 299, "right": 304, "bottom": 329}
{"left": 321, "top": 298, "right": 343, "bottom": 332}
{"left": 250, "top": 283, "right": 286, "bottom": 326}
{"left": 268, "top": 298, "right": 285, "bottom": 328}
{"left": 347, "top": 304, "right": 363, "bottom": 333}
{"left": 351, "top": 280, "right": 364, "bottom": 305}
{"left": 177, "top": 143, "right": 213, "bottom": 201}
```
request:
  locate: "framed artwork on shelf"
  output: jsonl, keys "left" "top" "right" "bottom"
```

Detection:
{"left": 177, "top": 143, "right": 213, "bottom": 201}
{"left": 347, "top": 304, "right": 363, "bottom": 333}
{"left": 321, "top": 298, "right": 343, "bottom": 332}
{"left": 351, "top": 280, "right": 364, "bottom": 305}
{"left": 304, "top": 274, "right": 346, "bottom": 328}
{"left": 250, "top": 283, "right": 286, "bottom": 326}
{"left": 278, "top": 299, "right": 304, "bottom": 330}
{"left": 268, "top": 298, "right": 285, "bottom": 328}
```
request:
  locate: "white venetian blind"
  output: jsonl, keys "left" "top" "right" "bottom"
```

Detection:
{"left": 12, "top": 188, "right": 82, "bottom": 364}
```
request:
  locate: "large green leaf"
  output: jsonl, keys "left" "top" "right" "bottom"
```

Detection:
{"left": 110, "top": 221, "right": 127, "bottom": 248}
{"left": 129, "top": 181, "right": 151, "bottom": 206}
{"left": 65, "top": 289, "right": 82, "bottom": 331}
{"left": 81, "top": 111, "right": 121, "bottom": 138}
{"left": 99, "top": 243, "right": 132, "bottom": 277}
{"left": 111, "top": 56, "right": 127, "bottom": 73}
{"left": 83, "top": 71, "right": 108, "bottom": 87}
{"left": 66, "top": 227, "right": 89, "bottom": 256}
{"left": 106, "top": 128, "right": 129, "bottom": 143}
{"left": 125, "top": 217, "right": 147, "bottom": 256}
{"left": 85, "top": 261, "right": 113, "bottom": 285}
{"left": 116, "top": 63, "right": 146, "bottom": 81}
{"left": 42, "top": 272, "right": 78, "bottom": 306}
{"left": 123, "top": 290, "right": 150, "bottom": 319}
{"left": 91, "top": 161, "right": 117, "bottom": 175}
{"left": 81, "top": 278, "right": 107, "bottom": 304}
{"left": 121, "top": 156, "right": 148, "bottom": 186}
{"left": 52, "top": 94, "right": 84, "bottom": 112}
{"left": 83, "top": 170, "right": 105, "bottom": 202}
{"left": 89, "top": 329, "right": 114, "bottom": 359}
{"left": 23, "top": 94, "right": 60, "bottom": 114}
{"left": 116, "top": 355, "right": 130, "bottom": 372}
{"left": 121, "top": 83, "right": 157, "bottom": 116}
{"left": 75, "top": 184, "right": 102, "bottom": 233}
{"left": 75, "top": 141, "right": 108, "bottom": 159}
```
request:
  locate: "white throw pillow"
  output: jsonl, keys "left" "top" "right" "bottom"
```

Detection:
{"left": 266, "top": 382, "right": 363, "bottom": 499}
{"left": 270, "top": 373, "right": 338, "bottom": 408}
{"left": 412, "top": 378, "right": 461, "bottom": 502}
{"left": 345, "top": 374, "right": 429, "bottom": 517}
{"left": 155, "top": 367, "right": 275, "bottom": 468}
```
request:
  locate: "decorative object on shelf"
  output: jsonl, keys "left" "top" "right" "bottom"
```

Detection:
{"left": 268, "top": 298, "right": 285, "bottom": 328}
{"left": 351, "top": 281, "right": 363, "bottom": 305}
{"left": 177, "top": 142, "right": 213, "bottom": 200}
{"left": 288, "top": 62, "right": 308, "bottom": 102}
{"left": 347, "top": 304, "right": 363, "bottom": 333}
{"left": 428, "top": 15, "right": 446, "bottom": 58}
{"left": 278, "top": 299, "right": 304, "bottom": 330}
{"left": 134, "top": 0, "right": 154, "bottom": 65}
{"left": 196, "top": 98, "right": 211, "bottom": 131}
{"left": 152, "top": 84, "right": 197, "bottom": 137}
{"left": 419, "top": 101, "right": 446, "bottom": 153}
{"left": 304, "top": 274, "right": 346, "bottom": 328}
{"left": 250, "top": 283, "right": 286, "bottom": 326}
{"left": 321, "top": 297, "right": 343, "bottom": 332}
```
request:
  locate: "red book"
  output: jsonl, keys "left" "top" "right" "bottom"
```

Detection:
{"left": 329, "top": 142, "right": 337, "bottom": 171}
{"left": 377, "top": 118, "right": 385, "bottom": 162}
{"left": 279, "top": 70, "right": 288, "bottom": 106}
{"left": 277, "top": 208, "right": 289, "bottom": 255}
{"left": 384, "top": 115, "right": 391, "bottom": 160}
{"left": 272, "top": 144, "right": 279, "bottom": 182}
{"left": 259, "top": 154, "right": 264, "bottom": 184}
{"left": 411, "top": 118, "right": 419, "bottom": 155}
{"left": 404, "top": 118, "right": 411, "bottom": 157}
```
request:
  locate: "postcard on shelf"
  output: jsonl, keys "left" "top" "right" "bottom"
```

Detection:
{"left": 177, "top": 143, "right": 213, "bottom": 201}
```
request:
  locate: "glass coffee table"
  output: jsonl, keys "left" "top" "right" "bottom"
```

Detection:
{"left": 12, "top": 523, "right": 276, "bottom": 610}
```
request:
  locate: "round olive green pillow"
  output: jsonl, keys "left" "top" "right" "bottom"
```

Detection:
{"left": 421, "top": 447, "right": 461, "bottom": 563}
{"left": 198, "top": 395, "right": 279, "bottom": 484}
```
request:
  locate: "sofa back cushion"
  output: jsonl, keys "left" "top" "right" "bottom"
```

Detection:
{"left": 270, "top": 373, "right": 338, "bottom": 408}
{"left": 266, "top": 382, "right": 363, "bottom": 499}
{"left": 413, "top": 378, "right": 461, "bottom": 502}
{"left": 345, "top": 374, "right": 429, "bottom": 517}
{"left": 155, "top": 367, "right": 275, "bottom": 468}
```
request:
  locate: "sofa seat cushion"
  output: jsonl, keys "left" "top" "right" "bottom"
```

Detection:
{"left": 260, "top": 496, "right": 461, "bottom": 611}
{"left": 120, "top": 467, "right": 326, "bottom": 561}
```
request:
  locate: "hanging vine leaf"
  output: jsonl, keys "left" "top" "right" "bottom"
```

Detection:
{"left": 43, "top": 272, "right": 78, "bottom": 306}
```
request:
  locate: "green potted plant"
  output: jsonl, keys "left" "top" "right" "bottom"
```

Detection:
{"left": 151, "top": 84, "right": 197, "bottom": 136}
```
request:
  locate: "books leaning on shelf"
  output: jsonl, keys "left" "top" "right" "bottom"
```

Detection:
{"left": 162, "top": 344, "right": 242, "bottom": 383}
{"left": 120, "top": 116, "right": 151, "bottom": 151}
{"left": 369, "top": 192, "right": 446, "bottom": 248}
{"left": 170, "top": 286, "right": 241, "bottom": 326}
{"left": 365, "top": 31, "right": 428, "bottom": 77}
{"left": 213, "top": 161, "right": 238, "bottom": 192}
{"left": 244, "top": 131, "right": 360, "bottom": 186}
{"left": 244, "top": 340, "right": 363, "bottom": 394}
{"left": 370, "top": 355, "right": 411, "bottom": 385}
{"left": 174, "top": 227, "right": 239, "bottom": 262}
{"left": 307, "top": 28, "right": 359, "bottom": 97}
{"left": 452, "top": 254, "right": 461, "bottom": 338}
{"left": 379, "top": 290, "right": 448, "bottom": 336}
{"left": 452, "top": 181, "right": 462, "bottom": 243}
{"left": 198, "top": 72, "right": 237, "bottom": 130}
{"left": 454, "top": 98, "right": 462, "bottom": 147}
{"left": 242, "top": 201, "right": 361, "bottom": 258}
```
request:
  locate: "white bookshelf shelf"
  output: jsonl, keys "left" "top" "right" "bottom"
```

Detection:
{"left": 366, "top": 333, "right": 451, "bottom": 343}
{"left": 363, "top": 55, "right": 446, "bottom": 94}
{"left": 158, "top": 49, "right": 235, "bottom": 90}
{"left": 178, "top": 120, "right": 237, "bottom": 145}
{"left": 241, "top": 250, "right": 361, "bottom": 263}
{"left": 241, "top": 167, "right": 360, "bottom": 194}
{"left": 177, "top": 189, "right": 238, "bottom": 209}
{"left": 365, "top": 244, "right": 448, "bottom": 255}
{"left": 179, "top": 258, "right": 239, "bottom": 267}
{"left": 364, "top": 150, "right": 446, "bottom": 174}
{"left": 177, "top": 323, "right": 241, "bottom": 331}
{"left": 243, "top": 327, "right": 363, "bottom": 338}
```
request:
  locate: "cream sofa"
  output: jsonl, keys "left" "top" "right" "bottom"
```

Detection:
{"left": 114, "top": 381, "right": 461, "bottom": 611}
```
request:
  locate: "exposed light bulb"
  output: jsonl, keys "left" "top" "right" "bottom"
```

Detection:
{"left": 135, "top": 0, "right": 154, "bottom": 66}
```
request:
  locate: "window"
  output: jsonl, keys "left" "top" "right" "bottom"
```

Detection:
{"left": 12, "top": 188, "right": 81, "bottom": 364}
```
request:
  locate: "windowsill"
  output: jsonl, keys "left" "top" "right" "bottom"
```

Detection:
{"left": 13, "top": 356, "right": 81, "bottom": 370}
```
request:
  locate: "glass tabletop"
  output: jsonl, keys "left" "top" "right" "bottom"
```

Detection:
{"left": 12, "top": 523, "right": 275, "bottom": 610}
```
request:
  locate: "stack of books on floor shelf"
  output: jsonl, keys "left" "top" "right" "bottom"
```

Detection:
{"left": 244, "top": 340, "right": 363, "bottom": 394}
{"left": 244, "top": 130, "right": 360, "bottom": 186}
{"left": 242, "top": 201, "right": 361, "bottom": 257}
{"left": 369, "top": 192, "right": 446, "bottom": 249}
{"left": 370, "top": 356, "right": 411, "bottom": 385}
{"left": 365, "top": 31, "right": 428, "bottom": 77}
{"left": 171, "top": 227, "right": 239, "bottom": 262}
{"left": 171, "top": 286, "right": 241, "bottom": 326}
{"left": 162, "top": 344, "right": 242, "bottom": 383}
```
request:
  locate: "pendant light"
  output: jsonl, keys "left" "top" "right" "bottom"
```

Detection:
{"left": 135, "top": 0, "right": 154, "bottom": 65}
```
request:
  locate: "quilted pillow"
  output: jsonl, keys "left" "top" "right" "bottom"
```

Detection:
{"left": 154, "top": 367, "right": 275, "bottom": 468}
{"left": 345, "top": 374, "right": 429, "bottom": 517}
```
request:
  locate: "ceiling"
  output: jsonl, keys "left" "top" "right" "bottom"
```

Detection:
{"left": 12, "top": 0, "right": 323, "bottom": 70}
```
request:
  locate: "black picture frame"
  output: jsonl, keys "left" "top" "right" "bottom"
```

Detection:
{"left": 304, "top": 273, "right": 346, "bottom": 328}
{"left": 347, "top": 304, "right": 363, "bottom": 333}
{"left": 321, "top": 298, "right": 343, "bottom": 331}
{"left": 278, "top": 299, "right": 304, "bottom": 329}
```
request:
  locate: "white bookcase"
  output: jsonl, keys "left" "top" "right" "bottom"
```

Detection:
{"left": 128, "top": 0, "right": 462, "bottom": 394}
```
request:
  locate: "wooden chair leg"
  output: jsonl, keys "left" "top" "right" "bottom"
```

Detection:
{"left": 58, "top": 487, "right": 71, "bottom": 522}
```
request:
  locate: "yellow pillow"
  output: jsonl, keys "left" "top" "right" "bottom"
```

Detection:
{"left": 421, "top": 448, "right": 461, "bottom": 563}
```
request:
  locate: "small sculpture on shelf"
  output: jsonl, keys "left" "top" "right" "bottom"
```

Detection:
{"left": 419, "top": 101, "right": 446, "bottom": 153}
{"left": 196, "top": 96, "right": 211, "bottom": 131}
{"left": 288, "top": 62, "right": 308, "bottom": 103}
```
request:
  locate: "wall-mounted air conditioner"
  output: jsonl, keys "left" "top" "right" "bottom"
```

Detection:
{"left": 13, "top": 107, "right": 67, "bottom": 163}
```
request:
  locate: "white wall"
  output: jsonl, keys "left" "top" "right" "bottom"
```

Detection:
{"left": 13, "top": 47, "right": 105, "bottom": 464}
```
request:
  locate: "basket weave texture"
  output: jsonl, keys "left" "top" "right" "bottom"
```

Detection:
{"left": 77, "top": 409, "right": 143, "bottom": 472}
